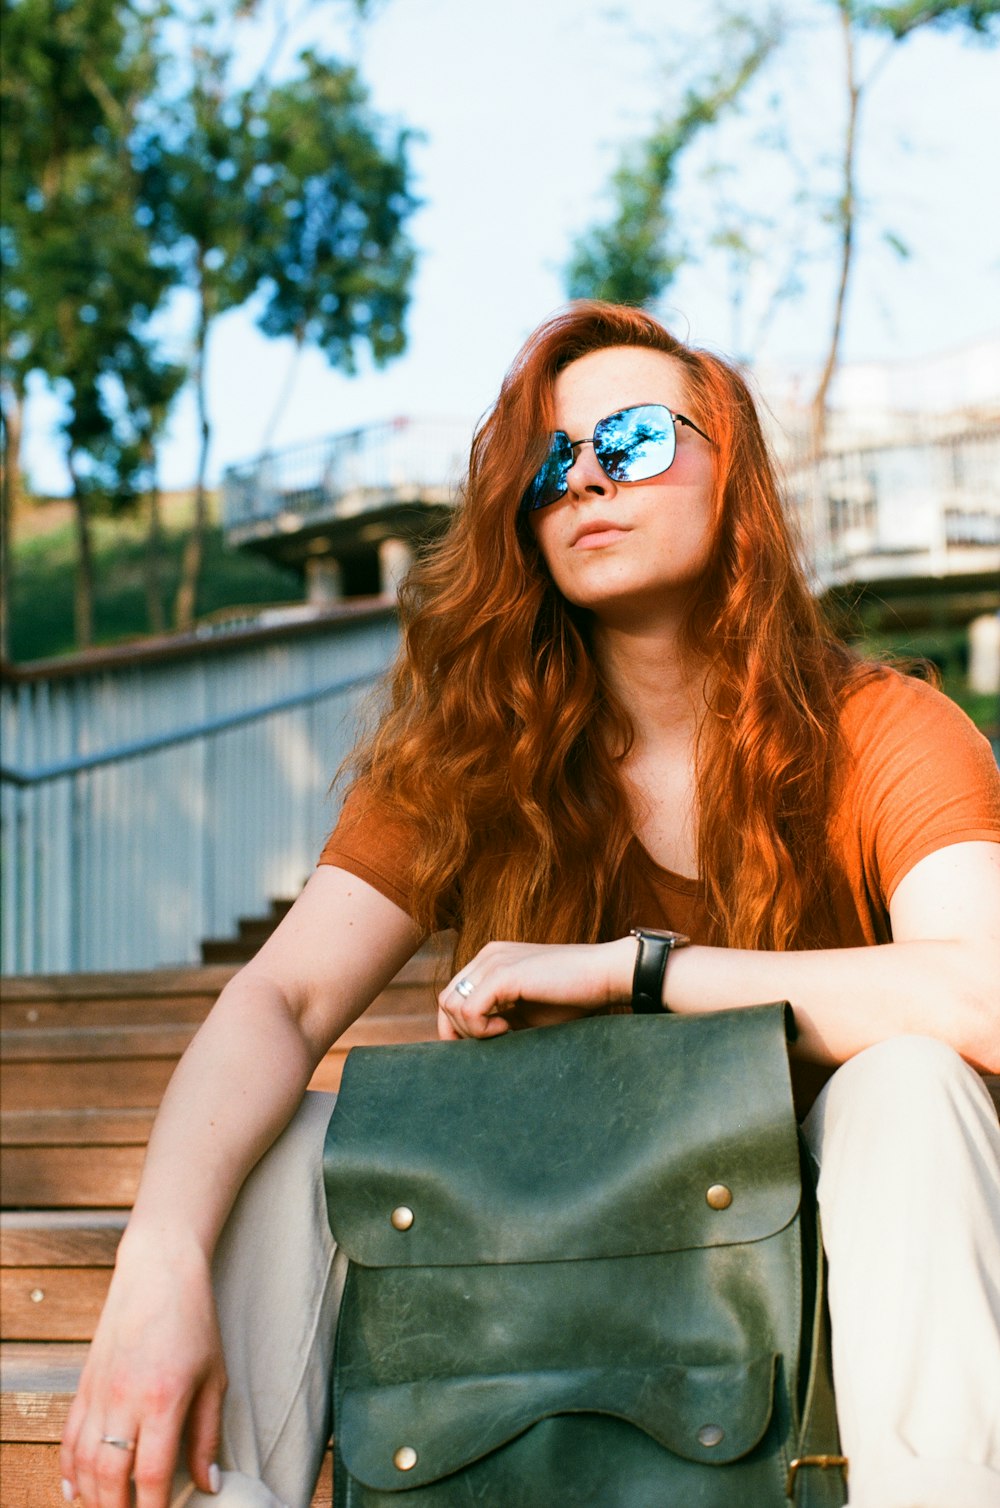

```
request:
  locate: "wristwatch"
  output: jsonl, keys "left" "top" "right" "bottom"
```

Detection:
{"left": 629, "top": 927, "right": 691, "bottom": 1014}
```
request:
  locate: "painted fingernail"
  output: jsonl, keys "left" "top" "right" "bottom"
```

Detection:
{"left": 209, "top": 1462, "right": 222, "bottom": 1493}
{"left": 61, "top": 1481, "right": 75, "bottom": 1504}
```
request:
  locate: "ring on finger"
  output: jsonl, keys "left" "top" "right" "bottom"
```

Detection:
{"left": 455, "top": 977, "right": 475, "bottom": 999}
{"left": 100, "top": 1435, "right": 137, "bottom": 1452}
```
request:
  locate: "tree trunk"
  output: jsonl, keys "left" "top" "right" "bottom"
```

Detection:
{"left": 66, "top": 448, "right": 95, "bottom": 650}
{"left": 143, "top": 445, "right": 166, "bottom": 635}
{"left": 260, "top": 334, "right": 305, "bottom": 453}
{"left": 174, "top": 279, "right": 211, "bottom": 631}
{"left": 810, "top": 3, "right": 861, "bottom": 462}
{"left": 0, "top": 380, "right": 24, "bottom": 663}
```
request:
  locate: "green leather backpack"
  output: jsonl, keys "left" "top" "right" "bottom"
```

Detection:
{"left": 323, "top": 1003, "right": 847, "bottom": 1507}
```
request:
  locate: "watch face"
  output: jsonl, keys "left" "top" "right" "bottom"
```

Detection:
{"left": 631, "top": 928, "right": 691, "bottom": 946}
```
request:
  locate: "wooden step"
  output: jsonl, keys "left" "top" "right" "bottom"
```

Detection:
{"left": 1, "top": 1013, "right": 437, "bottom": 1207}
{"left": 200, "top": 939, "right": 263, "bottom": 963}
{"left": 0, "top": 1343, "right": 334, "bottom": 1507}
{"left": 2, "top": 1214, "right": 126, "bottom": 1343}
{"left": 199, "top": 892, "right": 298, "bottom": 963}
{"left": 0, "top": 942, "right": 450, "bottom": 1030}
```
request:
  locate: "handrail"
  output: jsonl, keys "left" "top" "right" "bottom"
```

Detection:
{"left": 0, "top": 670, "right": 379, "bottom": 787}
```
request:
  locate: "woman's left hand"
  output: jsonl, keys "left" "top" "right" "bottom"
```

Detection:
{"left": 438, "top": 938, "right": 635, "bottom": 1039}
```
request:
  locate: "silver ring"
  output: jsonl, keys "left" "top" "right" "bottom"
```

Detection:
{"left": 455, "top": 977, "right": 475, "bottom": 999}
{"left": 100, "top": 1435, "right": 136, "bottom": 1452}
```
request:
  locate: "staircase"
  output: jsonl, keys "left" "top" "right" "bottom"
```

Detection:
{"left": 0, "top": 940, "right": 447, "bottom": 1508}
{"left": 200, "top": 896, "right": 297, "bottom": 965}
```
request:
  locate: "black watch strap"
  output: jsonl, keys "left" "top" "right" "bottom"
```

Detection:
{"left": 629, "top": 928, "right": 689, "bottom": 1014}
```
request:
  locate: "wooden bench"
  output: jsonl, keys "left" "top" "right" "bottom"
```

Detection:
{"left": 1, "top": 947, "right": 446, "bottom": 1508}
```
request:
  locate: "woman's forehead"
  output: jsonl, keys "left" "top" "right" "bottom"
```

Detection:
{"left": 552, "top": 346, "right": 689, "bottom": 430}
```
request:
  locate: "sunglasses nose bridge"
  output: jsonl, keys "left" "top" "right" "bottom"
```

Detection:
{"left": 564, "top": 436, "right": 616, "bottom": 498}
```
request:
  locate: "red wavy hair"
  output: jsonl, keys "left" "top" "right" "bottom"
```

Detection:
{"left": 347, "top": 301, "right": 876, "bottom": 959}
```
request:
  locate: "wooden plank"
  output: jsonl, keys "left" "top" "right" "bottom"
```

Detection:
{"left": 0, "top": 977, "right": 437, "bottom": 1037}
{"left": 1, "top": 1213, "right": 127, "bottom": 1267}
{"left": 0, "top": 1444, "right": 67, "bottom": 1506}
{"left": 1, "top": 1343, "right": 85, "bottom": 1440}
{"left": 1, "top": 1025, "right": 196, "bottom": 1062}
{"left": 1, "top": 1269, "right": 110, "bottom": 1342}
{"left": 1, "top": 1060, "right": 175, "bottom": 1113}
{"left": 1, "top": 1110, "right": 157, "bottom": 1149}
{"left": 0, "top": 997, "right": 212, "bottom": 1031}
{"left": 0, "top": 1147, "right": 145, "bottom": 1209}
{"left": 0, "top": 936, "right": 450, "bottom": 1010}
{"left": 0, "top": 1442, "right": 334, "bottom": 1507}
{"left": 1, "top": 1017, "right": 435, "bottom": 1116}
{"left": 0, "top": 966, "right": 238, "bottom": 1004}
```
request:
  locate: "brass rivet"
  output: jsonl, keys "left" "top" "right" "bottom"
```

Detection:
{"left": 706, "top": 1183, "right": 733, "bottom": 1210}
{"left": 390, "top": 1205, "right": 414, "bottom": 1231}
{"left": 29, "top": 1288, "right": 45, "bottom": 1303}
{"left": 393, "top": 1445, "right": 418, "bottom": 1471}
{"left": 698, "top": 1423, "right": 725, "bottom": 1448}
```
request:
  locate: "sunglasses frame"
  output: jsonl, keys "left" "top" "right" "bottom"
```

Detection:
{"left": 520, "top": 402, "right": 712, "bottom": 513}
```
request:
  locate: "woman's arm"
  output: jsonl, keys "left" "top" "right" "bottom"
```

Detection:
{"left": 61, "top": 866, "right": 423, "bottom": 1508}
{"left": 438, "top": 841, "right": 1000, "bottom": 1073}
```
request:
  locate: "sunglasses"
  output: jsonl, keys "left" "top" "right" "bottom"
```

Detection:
{"left": 520, "top": 402, "right": 713, "bottom": 513}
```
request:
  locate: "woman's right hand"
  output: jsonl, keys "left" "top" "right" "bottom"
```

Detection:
{"left": 60, "top": 1232, "right": 227, "bottom": 1508}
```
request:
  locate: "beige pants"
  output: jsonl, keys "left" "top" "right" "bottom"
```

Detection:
{"left": 173, "top": 1036, "right": 1000, "bottom": 1508}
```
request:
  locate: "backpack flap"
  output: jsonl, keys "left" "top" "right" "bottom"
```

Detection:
{"left": 338, "top": 1355, "right": 779, "bottom": 1492}
{"left": 324, "top": 1004, "right": 800, "bottom": 1269}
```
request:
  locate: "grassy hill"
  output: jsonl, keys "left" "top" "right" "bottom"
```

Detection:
{"left": 9, "top": 491, "right": 302, "bottom": 663}
{"left": 7, "top": 491, "right": 997, "bottom": 736}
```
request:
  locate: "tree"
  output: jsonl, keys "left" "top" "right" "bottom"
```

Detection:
{"left": 809, "top": 0, "right": 1000, "bottom": 454}
{"left": 565, "top": 1, "right": 999, "bottom": 453}
{"left": 249, "top": 49, "right": 418, "bottom": 440}
{"left": 3, "top": 0, "right": 417, "bottom": 650}
{"left": 0, "top": 0, "right": 169, "bottom": 648}
{"left": 137, "top": 35, "right": 263, "bottom": 632}
{"left": 566, "top": 13, "right": 780, "bottom": 307}
{"left": 136, "top": 19, "right": 418, "bottom": 630}
{"left": 109, "top": 334, "right": 188, "bottom": 634}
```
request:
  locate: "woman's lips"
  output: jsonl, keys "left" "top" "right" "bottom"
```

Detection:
{"left": 571, "top": 524, "right": 630, "bottom": 549}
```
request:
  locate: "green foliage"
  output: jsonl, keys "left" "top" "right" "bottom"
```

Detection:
{"left": 566, "top": 14, "right": 779, "bottom": 306}
{"left": 136, "top": 38, "right": 261, "bottom": 329}
{"left": 1, "top": 0, "right": 177, "bottom": 498}
{"left": 248, "top": 50, "right": 418, "bottom": 369}
{"left": 10, "top": 499, "right": 301, "bottom": 661}
{"left": 859, "top": 1, "right": 1000, "bottom": 39}
{"left": 565, "top": 1, "right": 997, "bottom": 324}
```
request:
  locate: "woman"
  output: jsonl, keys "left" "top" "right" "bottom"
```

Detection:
{"left": 61, "top": 302, "right": 1000, "bottom": 1508}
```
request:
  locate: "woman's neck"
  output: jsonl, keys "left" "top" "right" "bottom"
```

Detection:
{"left": 593, "top": 619, "right": 708, "bottom": 752}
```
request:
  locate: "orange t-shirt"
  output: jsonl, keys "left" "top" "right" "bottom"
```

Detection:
{"left": 317, "top": 670, "right": 1000, "bottom": 944}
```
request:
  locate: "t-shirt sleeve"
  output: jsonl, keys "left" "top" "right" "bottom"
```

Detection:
{"left": 843, "top": 671, "right": 1000, "bottom": 907}
{"left": 317, "top": 781, "right": 457, "bottom": 928}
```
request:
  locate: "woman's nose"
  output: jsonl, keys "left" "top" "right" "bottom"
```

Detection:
{"left": 565, "top": 442, "right": 615, "bottom": 500}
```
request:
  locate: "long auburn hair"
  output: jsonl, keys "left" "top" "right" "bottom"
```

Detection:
{"left": 346, "top": 301, "right": 876, "bottom": 960}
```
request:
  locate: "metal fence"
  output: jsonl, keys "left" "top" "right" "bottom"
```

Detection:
{"left": 1, "top": 610, "right": 399, "bottom": 975}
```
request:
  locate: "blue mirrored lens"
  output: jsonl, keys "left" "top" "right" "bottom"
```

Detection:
{"left": 593, "top": 404, "right": 675, "bottom": 482}
{"left": 523, "top": 432, "right": 573, "bottom": 511}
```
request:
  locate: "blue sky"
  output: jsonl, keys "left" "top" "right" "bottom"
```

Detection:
{"left": 22, "top": 0, "right": 1000, "bottom": 495}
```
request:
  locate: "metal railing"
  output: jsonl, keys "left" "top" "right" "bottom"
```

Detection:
{"left": 222, "top": 417, "right": 472, "bottom": 537}
{"left": 1, "top": 612, "right": 399, "bottom": 975}
{"left": 785, "top": 412, "right": 1000, "bottom": 590}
